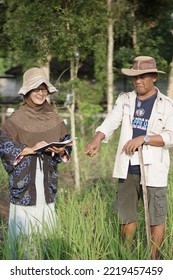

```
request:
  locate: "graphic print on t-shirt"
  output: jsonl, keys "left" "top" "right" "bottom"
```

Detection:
{"left": 132, "top": 93, "right": 157, "bottom": 138}
{"left": 132, "top": 117, "right": 148, "bottom": 131}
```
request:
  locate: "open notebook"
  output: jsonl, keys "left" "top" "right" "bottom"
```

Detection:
{"left": 34, "top": 138, "right": 77, "bottom": 153}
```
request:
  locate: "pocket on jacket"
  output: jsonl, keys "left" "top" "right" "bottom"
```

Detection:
{"left": 150, "top": 118, "right": 164, "bottom": 134}
{"left": 123, "top": 104, "right": 130, "bottom": 115}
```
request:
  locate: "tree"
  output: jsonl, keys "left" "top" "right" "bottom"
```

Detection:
{"left": 0, "top": 1, "right": 11, "bottom": 72}
{"left": 114, "top": 0, "right": 173, "bottom": 73}
{"left": 107, "top": 0, "right": 129, "bottom": 112}
{"left": 107, "top": 0, "right": 114, "bottom": 113}
{"left": 167, "top": 13, "right": 173, "bottom": 98}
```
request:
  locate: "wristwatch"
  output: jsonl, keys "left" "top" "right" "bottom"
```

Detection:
{"left": 144, "top": 135, "right": 150, "bottom": 145}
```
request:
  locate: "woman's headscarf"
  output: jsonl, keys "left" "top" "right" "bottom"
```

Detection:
{"left": 2, "top": 68, "right": 68, "bottom": 147}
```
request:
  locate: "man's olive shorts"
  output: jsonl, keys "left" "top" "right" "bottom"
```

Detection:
{"left": 113, "top": 173, "right": 167, "bottom": 225}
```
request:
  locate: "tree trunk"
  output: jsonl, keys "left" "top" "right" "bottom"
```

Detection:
{"left": 41, "top": 55, "right": 51, "bottom": 103}
{"left": 107, "top": 0, "right": 114, "bottom": 113}
{"left": 69, "top": 59, "right": 80, "bottom": 190}
{"left": 129, "top": 0, "right": 138, "bottom": 50}
{"left": 131, "top": 6, "right": 137, "bottom": 49}
{"left": 167, "top": 59, "right": 173, "bottom": 98}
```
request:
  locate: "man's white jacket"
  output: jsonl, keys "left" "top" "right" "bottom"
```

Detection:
{"left": 96, "top": 88, "right": 173, "bottom": 187}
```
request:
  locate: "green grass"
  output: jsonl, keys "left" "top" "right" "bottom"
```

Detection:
{"left": 0, "top": 161, "right": 8, "bottom": 191}
{"left": 0, "top": 135, "right": 173, "bottom": 260}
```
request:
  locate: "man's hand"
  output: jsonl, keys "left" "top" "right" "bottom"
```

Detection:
{"left": 122, "top": 136, "right": 144, "bottom": 155}
{"left": 85, "top": 131, "right": 105, "bottom": 157}
{"left": 85, "top": 141, "right": 100, "bottom": 157}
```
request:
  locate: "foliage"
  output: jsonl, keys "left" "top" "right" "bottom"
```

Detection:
{"left": 0, "top": 2, "right": 8, "bottom": 58}
{"left": 1, "top": 137, "right": 173, "bottom": 260}
{"left": 53, "top": 78, "right": 103, "bottom": 129}
{"left": 0, "top": 0, "right": 173, "bottom": 260}
{"left": 1, "top": 0, "right": 172, "bottom": 77}
{"left": 74, "top": 79, "right": 103, "bottom": 113}
{"left": 0, "top": 160, "right": 8, "bottom": 190}
{"left": 94, "top": 36, "right": 107, "bottom": 92}
{"left": 114, "top": 0, "right": 173, "bottom": 76}
{"left": 3, "top": 0, "right": 107, "bottom": 69}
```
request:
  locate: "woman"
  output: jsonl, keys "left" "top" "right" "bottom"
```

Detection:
{"left": 0, "top": 67, "right": 72, "bottom": 258}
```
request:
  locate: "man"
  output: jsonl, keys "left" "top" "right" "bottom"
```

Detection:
{"left": 85, "top": 56, "right": 173, "bottom": 259}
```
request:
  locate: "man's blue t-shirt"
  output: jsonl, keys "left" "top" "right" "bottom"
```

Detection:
{"left": 128, "top": 93, "right": 157, "bottom": 174}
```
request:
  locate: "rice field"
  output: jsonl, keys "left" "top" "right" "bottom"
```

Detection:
{"left": 0, "top": 135, "right": 173, "bottom": 260}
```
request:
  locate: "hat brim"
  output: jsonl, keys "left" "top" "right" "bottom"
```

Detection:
{"left": 18, "top": 78, "right": 57, "bottom": 95}
{"left": 121, "top": 68, "right": 166, "bottom": 76}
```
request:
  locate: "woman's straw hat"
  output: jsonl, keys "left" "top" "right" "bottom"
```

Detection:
{"left": 121, "top": 56, "right": 165, "bottom": 76}
{"left": 18, "top": 67, "right": 57, "bottom": 95}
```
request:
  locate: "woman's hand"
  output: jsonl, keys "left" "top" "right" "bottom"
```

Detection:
{"left": 46, "top": 146, "right": 66, "bottom": 157}
{"left": 21, "top": 142, "right": 67, "bottom": 157}
{"left": 21, "top": 141, "right": 48, "bottom": 156}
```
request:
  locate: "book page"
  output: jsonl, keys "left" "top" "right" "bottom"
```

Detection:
{"left": 34, "top": 138, "right": 77, "bottom": 153}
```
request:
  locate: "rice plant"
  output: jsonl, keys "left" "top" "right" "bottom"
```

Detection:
{"left": 0, "top": 136, "right": 173, "bottom": 260}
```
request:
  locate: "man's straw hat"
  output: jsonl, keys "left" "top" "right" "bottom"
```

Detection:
{"left": 18, "top": 67, "right": 57, "bottom": 95}
{"left": 121, "top": 56, "right": 165, "bottom": 76}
